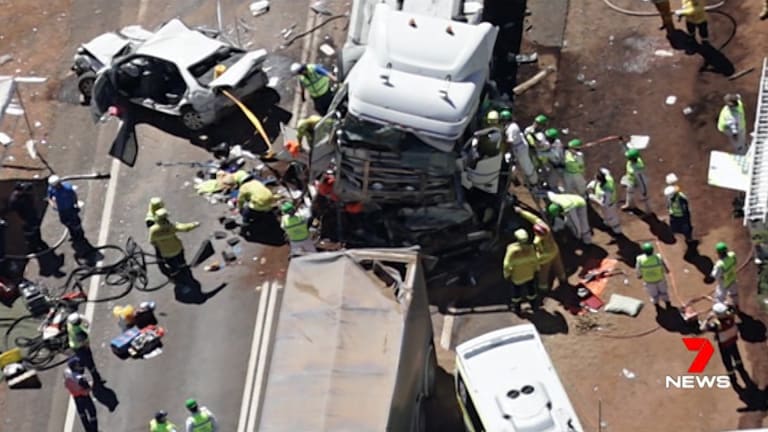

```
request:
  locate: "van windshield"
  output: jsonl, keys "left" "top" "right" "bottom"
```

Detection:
{"left": 341, "top": 114, "right": 455, "bottom": 153}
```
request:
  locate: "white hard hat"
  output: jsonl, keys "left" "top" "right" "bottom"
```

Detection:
{"left": 48, "top": 175, "right": 61, "bottom": 186}
{"left": 290, "top": 62, "right": 304, "bottom": 75}
{"left": 665, "top": 173, "right": 678, "bottom": 185}
{"left": 663, "top": 185, "right": 678, "bottom": 198}
{"left": 514, "top": 229, "right": 529, "bottom": 242}
{"left": 712, "top": 302, "right": 728, "bottom": 315}
{"left": 67, "top": 312, "right": 82, "bottom": 325}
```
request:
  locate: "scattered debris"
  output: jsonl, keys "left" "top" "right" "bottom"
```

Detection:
{"left": 33, "top": 121, "right": 42, "bottom": 128}
{"left": 319, "top": 43, "right": 335, "bottom": 56}
{"left": 226, "top": 237, "right": 240, "bottom": 246}
{"left": 267, "top": 76, "right": 279, "bottom": 88}
{"left": 575, "top": 314, "right": 601, "bottom": 334}
{"left": 621, "top": 368, "right": 636, "bottom": 379}
{"left": 204, "top": 262, "right": 221, "bottom": 272}
{"left": 654, "top": 49, "right": 674, "bottom": 57}
{"left": 511, "top": 52, "right": 537, "bottom": 64}
{"left": 250, "top": 1, "right": 270, "bottom": 16}
{"left": 728, "top": 67, "right": 755, "bottom": 81}
{"left": 259, "top": 257, "right": 267, "bottom": 265}
{"left": 513, "top": 65, "right": 556, "bottom": 95}
{"left": 310, "top": 1, "right": 333, "bottom": 16}
{"left": 682, "top": 106, "right": 694, "bottom": 116}
{"left": 222, "top": 250, "right": 237, "bottom": 263}
{"left": 665, "top": 95, "right": 676, "bottom": 105}
{"left": 213, "top": 231, "right": 228, "bottom": 240}
{"left": 0, "top": 54, "right": 13, "bottom": 66}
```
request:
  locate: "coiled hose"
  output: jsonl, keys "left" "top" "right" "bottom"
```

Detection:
{"left": 3, "top": 238, "right": 171, "bottom": 369}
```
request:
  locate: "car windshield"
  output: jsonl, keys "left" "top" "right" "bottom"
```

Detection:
{"left": 188, "top": 46, "right": 246, "bottom": 86}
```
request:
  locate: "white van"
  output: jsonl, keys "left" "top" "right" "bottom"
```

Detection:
{"left": 454, "top": 324, "right": 584, "bottom": 432}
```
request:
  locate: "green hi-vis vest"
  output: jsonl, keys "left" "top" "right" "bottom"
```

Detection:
{"left": 281, "top": 214, "right": 310, "bottom": 241}
{"left": 564, "top": 150, "right": 585, "bottom": 174}
{"left": 717, "top": 251, "right": 737, "bottom": 287}
{"left": 596, "top": 175, "right": 617, "bottom": 204}
{"left": 189, "top": 412, "right": 214, "bottom": 432}
{"left": 638, "top": 253, "right": 665, "bottom": 283}
{"left": 299, "top": 65, "right": 330, "bottom": 98}
{"left": 626, "top": 157, "right": 645, "bottom": 184}
{"left": 668, "top": 192, "right": 687, "bottom": 217}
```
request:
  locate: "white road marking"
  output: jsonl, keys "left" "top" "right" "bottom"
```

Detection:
{"left": 440, "top": 314, "right": 455, "bottom": 350}
{"left": 247, "top": 281, "right": 283, "bottom": 430}
{"left": 237, "top": 280, "right": 270, "bottom": 432}
{"left": 62, "top": 157, "right": 121, "bottom": 432}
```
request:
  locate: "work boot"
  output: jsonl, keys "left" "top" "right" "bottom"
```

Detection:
{"left": 665, "top": 300, "right": 673, "bottom": 309}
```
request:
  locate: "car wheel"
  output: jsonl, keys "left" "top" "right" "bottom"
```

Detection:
{"left": 77, "top": 72, "right": 96, "bottom": 103}
{"left": 423, "top": 341, "right": 437, "bottom": 399}
{"left": 180, "top": 106, "right": 207, "bottom": 131}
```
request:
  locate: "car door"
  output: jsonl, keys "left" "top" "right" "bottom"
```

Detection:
{"left": 109, "top": 114, "right": 139, "bottom": 167}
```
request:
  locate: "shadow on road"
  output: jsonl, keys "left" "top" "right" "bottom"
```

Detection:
{"left": 655, "top": 306, "right": 701, "bottom": 334}
{"left": 173, "top": 281, "right": 227, "bottom": 305}
{"left": 92, "top": 380, "right": 119, "bottom": 412}
{"left": 683, "top": 240, "right": 714, "bottom": 279}
{"left": 129, "top": 88, "right": 290, "bottom": 155}
{"left": 424, "top": 366, "right": 463, "bottom": 432}
{"left": 520, "top": 308, "right": 569, "bottom": 335}
{"left": 737, "top": 311, "right": 768, "bottom": 343}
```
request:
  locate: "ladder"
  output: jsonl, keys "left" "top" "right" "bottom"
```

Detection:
{"left": 745, "top": 57, "right": 768, "bottom": 225}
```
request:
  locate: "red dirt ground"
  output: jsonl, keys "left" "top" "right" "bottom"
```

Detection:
{"left": 508, "top": 0, "right": 768, "bottom": 430}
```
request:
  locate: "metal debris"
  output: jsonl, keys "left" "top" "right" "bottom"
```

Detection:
{"left": 250, "top": 1, "right": 270, "bottom": 16}
{"left": 665, "top": 95, "right": 677, "bottom": 105}
{"left": 621, "top": 368, "right": 636, "bottom": 379}
{"left": 654, "top": 49, "right": 674, "bottom": 57}
{"left": 319, "top": 43, "right": 335, "bottom": 57}
{"left": 0, "top": 54, "right": 13, "bottom": 66}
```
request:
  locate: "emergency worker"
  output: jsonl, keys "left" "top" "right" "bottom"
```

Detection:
{"left": 622, "top": 148, "right": 651, "bottom": 213}
{"left": 280, "top": 201, "right": 316, "bottom": 256}
{"left": 700, "top": 302, "right": 744, "bottom": 385}
{"left": 185, "top": 399, "right": 219, "bottom": 432}
{"left": 547, "top": 191, "right": 592, "bottom": 244}
{"left": 515, "top": 206, "right": 567, "bottom": 292}
{"left": 290, "top": 62, "right": 337, "bottom": 115}
{"left": 587, "top": 168, "right": 622, "bottom": 235}
{"left": 635, "top": 243, "right": 672, "bottom": 308}
{"left": 148, "top": 209, "right": 200, "bottom": 280}
{"left": 711, "top": 242, "right": 738, "bottom": 308}
{"left": 150, "top": 410, "right": 178, "bottom": 432}
{"left": 66, "top": 313, "right": 102, "bottom": 381}
{"left": 64, "top": 357, "right": 98, "bottom": 432}
{"left": 503, "top": 229, "right": 540, "bottom": 312}
{"left": 563, "top": 139, "right": 587, "bottom": 195}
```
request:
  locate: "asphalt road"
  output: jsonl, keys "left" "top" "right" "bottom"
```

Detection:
{"left": 2, "top": 0, "right": 325, "bottom": 430}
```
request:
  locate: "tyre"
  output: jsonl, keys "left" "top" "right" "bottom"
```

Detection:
{"left": 180, "top": 106, "right": 207, "bottom": 131}
{"left": 423, "top": 342, "right": 437, "bottom": 399}
{"left": 77, "top": 72, "right": 96, "bottom": 104}
{"left": 411, "top": 396, "right": 428, "bottom": 432}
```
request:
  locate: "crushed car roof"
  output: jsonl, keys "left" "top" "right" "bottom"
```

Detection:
{"left": 136, "top": 19, "right": 227, "bottom": 68}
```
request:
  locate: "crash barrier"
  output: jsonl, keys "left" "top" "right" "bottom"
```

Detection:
{"left": 2, "top": 237, "right": 171, "bottom": 369}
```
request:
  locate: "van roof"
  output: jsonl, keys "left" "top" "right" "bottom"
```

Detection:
{"left": 455, "top": 325, "right": 584, "bottom": 432}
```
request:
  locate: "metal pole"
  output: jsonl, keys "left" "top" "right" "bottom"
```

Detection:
{"left": 14, "top": 85, "right": 54, "bottom": 174}
{"left": 598, "top": 399, "right": 602, "bottom": 432}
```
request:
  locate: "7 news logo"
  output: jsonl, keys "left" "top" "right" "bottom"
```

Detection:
{"left": 665, "top": 338, "right": 731, "bottom": 389}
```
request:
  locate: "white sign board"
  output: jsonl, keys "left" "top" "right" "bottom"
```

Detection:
{"left": 707, "top": 150, "right": 751, "bottom": 192}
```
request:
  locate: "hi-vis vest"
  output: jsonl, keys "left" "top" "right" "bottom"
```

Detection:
{"left": 299, "top": 65, "right": 330, "bottom": 98}
{"left": 189, "top": 412, "right": 214, "bottom": 432}
{"left": 67, "top": 323, "right": 88, "bottom": 349}
{"left": 64, "top": 369, "right": 90, "bottom": 397}
{"left": 281, "top": 214, "right": 310, "bottom": 241}
{"left": 150, "top": 419, "right": 178, "bottom": 432}
{"left": 668, "top": 192, "right": 687, "bottom": 217}
{"left": 564, "top": 150, "right": 585, "bottom": 174}
{"left": 638, "top": 253, "right": 665, "bottom": 283}
{"left": 503, "top": 243, "right": 539, "bottom": 285}
{"left": 716, "top": 251, "right": 737, "bottom": 287}
{"left": 626, "top": 157, "right": 646, "bottom": 185}
{"left": 717, "top": 100, "right": 746, "bottom": 133}
{"left": 550, "top": 193, "right": 586, "bottom": 213}
{"left": 595, "top": 175, "right": 617, "bottom": 205}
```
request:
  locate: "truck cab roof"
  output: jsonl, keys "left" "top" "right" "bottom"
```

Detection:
{"left": 346, "top": 3, "right": 498, "bottom": 142}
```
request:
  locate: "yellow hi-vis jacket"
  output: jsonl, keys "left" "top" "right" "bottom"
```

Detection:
{"left": 549, "top": 193, "right": 586, "bottom": 213}
{"left": 296, "top": 115, "right": 322, "bottom": 144}
{"left": 67, "top": 322, "right": 89, "bottom": 349}
{"left": 635, "top": 253, "right": 668, "bottom": 283}
{"left": 237, "top": 180, "right": 275, "bottom": 212}
{"left": 717, "top": 100, "right": 746, "bottom": 134}
{"left": 564, "top": 150, "right": 585, "bottom": 174}
{"left": 518, "top": 209, "right": 560, "bottom": 265}
{"left": 713, "top": 251, "right": 737, "bottom": 288}
{"left": 625, "top": 157, "right": 646, "bottom": 186}
{"left": 298, "top": 65, "right": 331, "bottom": 98}
{"left": 678, "top": 0, "right": 707, "bottom": 24}
{"left": 503, "top": 242, "right": 539, "bottom": 285}
{"left": 149, "top": 220, "right": 198, "bottom": 258}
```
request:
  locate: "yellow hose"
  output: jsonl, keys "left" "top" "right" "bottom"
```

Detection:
{"left": 220, "top": 89, "right": 274, "bottom": 157}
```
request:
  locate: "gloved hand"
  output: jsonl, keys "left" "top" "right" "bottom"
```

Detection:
{"left": 673, "top": 9, "right": 683, "bottom": 17}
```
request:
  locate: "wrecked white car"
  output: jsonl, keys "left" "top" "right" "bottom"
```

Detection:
{"left": 75, "top": 19, "right": 268, "bottom": 130}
